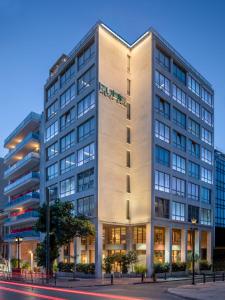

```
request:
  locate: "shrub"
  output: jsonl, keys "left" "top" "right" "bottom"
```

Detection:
{"left": 199, "top": 260, "right": 212, "bottom": 271}
{"left": 172, "top": 262, "right": 186, "bottom": 272}
{"left": 21, "top": 261, "right": 30, "bottom": 270}
{"left": 153, "top": 262, "right": 170, "bottom": 273}
{"left": 134, "top": 264, "right": 147, "bottom": 274}
{"left": 11, "top": 258, "right": 21, "bottom": 269}
{"left": 58, "top": 262, "right": 74, "bottom": 272}
{"left": 76, "top": 263, "right": 95, "bottom": 274}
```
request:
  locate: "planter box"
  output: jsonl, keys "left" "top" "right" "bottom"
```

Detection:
{"left": 56, "top": 271, "right": 95, "bottom": 279}
{"left": 171, "top": 271, "right": 187, "bottom": 277}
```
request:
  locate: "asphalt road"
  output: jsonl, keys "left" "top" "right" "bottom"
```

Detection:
{"left": 0, "top": 280, "right": 184, "bottom": 300}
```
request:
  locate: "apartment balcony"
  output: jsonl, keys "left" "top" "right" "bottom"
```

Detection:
{"left": 4, "top": 152, "right": 40, "bottom": 180}
{"left": 4, "top": 230, "right": 40, "bottom": 242}
{"left": 4, "top": 211, "right": 39, "bottom": 226}
{"left": 4, "top": 133, "right": 40, "bottom": 165}
{"left": 4, "top": 192, "right": 40, "bottom": 212}
{"left": 4, "top": 172, "right": 40, "bottom": 196}
{"left": 4, "top": 112, "right": 41, "bottom": 149}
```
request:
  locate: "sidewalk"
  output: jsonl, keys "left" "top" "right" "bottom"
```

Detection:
{"left": 168, "top": 282, "right": 225, "bottom": 299}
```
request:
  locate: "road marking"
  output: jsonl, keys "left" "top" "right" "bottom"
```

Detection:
{"left": 0, "top": 286, "right": 66, "bottom": 300}
{"left": 0, "top": 280, "right": 144, "bottom": 299}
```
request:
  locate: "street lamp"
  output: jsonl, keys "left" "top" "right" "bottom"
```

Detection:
{"left": 191, "top": 218, "right": 197, "bottom": 285}
{"left": 15, "top": 237, "right": 23, "bottom": 269}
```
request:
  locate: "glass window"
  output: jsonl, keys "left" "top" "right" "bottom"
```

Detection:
{"left": 77, "top": 117, "right": 95, "bottom": 142}
{"left": 60, "top": 153, "right": 75, "bottom": 175}
{"left": 188, "top": 182, "right": 200, "bottom": 201}
{"left": 173, "top": 107, "right": 186, "bottom": 129}
{"left": 172, "top": 84, "right": 186, "bottom": 107}
{"left": 77, "top": 91, "right": 95, "bottom": 119}
{"left": 201, "top": 147, "right": 213, "bottom": 165}
{"left": 77, "top": 143, "right": 95, "bottom": 166}
{"left": 60, "top": 177, "right": 75, "bottom": 197}
{"left": 127, "top": 102, "right": 131, "bottom": 120}
{"left": 155, "top": 120, "right": 170, "bottom": 143}
{"left": 60, "top": 131, "right": 75, "bottom": 153}
{"left": 77, "top": 168, "right": 94, "bottom": 192}
{"left": 46, "top": 162, "right": 58, "bottom": 180}
{"left": 47, "top": 100, "right": 58, "bottom": 120}
{"left": 60, "top": 84, "right": 75, "bottom": 108}
{"left": 172, "top": 177, "right": 185, "bottom": 197}
{"left": 155, "top": 145, "right": 170, "bottom": 167}
{"left": 188, "top": 161, "right": 200, "bottom": 179}
{"left": 172, "top": 153, "right": 186, "bottom": 174}
{"left": 45, "top": 121, "right": 58, "bottom": 142}
{"left": 155, "top": 197, "right": 169, "bottom": 218}
{"left": 188, "top": 118, "right": 200, "bottom": 137}
{"left": 172, "top": 202, "right": 185, "bottom": 221}
{"left": 46, "top": 142, "right": 58, "bottom": 160}
{"left": 200, "top": 208, "right": 211, "bottom": 225}
{"left": 188, "top": 205, "right": 199, "bottom": 223}
{"left": 155, "top": 170, "right": 170, "bottom": 193}
{"left": 133, "top": 226, "right": 146, "bottom": 244}
{"left": 173, "top": 63, "right": 186, "bottom": 84}
{"left": 188, "top": 140, "right": 200, "bottom": 158}
{"left": 201, "top": 127, "right": 213, "bottom": 145}
{"left": 201, "top": 187, "right": 211, "bottom": 204}
{"left": 77, "top": 66, "right": 95, "bottom": 94}
{"left": 201, "top": 167, "right": 213, "bottom": 184}
{"left": 202, "top": 107, "right": 213, "bottom": 127}
{"left": 60, "top": 63, "right": 75, "bottom": 87}
{"left": 202, "top": 88, "right": 213, "bottom": 107}
{"left": 155, "top": 70, "right": 170, "bottom": 95}
{"left": 172, "top": 130, "right": 186, "bottom": 152}
{"left": 48, "top": 184, "right": 58, "bottom": 202}
{"left": 188, "top": 97, "right": 200, "bottom": 117}
{"left": 155, "top": 48, "right": 170, "bottom": 71}
{"left": 154, "top": 95, "right": 170, "bottom": 119}
{"left": 46, "top": 81, "right": 58, "bottom": 101}
{"left": 77, "top": 195, "right": 94, "bottom": 216}
{"left": 60, "top": 106, "right": 76, "bottom": 131}
{"left": 188, "top": 76, "right": 200, "bottom": 96}
{"left": 78, "top": 43, "right": 95, "bottom": 70}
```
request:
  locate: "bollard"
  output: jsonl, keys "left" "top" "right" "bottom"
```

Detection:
{"left": 141, "top": 273, "right": 144, "bottom": 283}
{"left": 55, "top": 273, "right": 57, "bottom": 286}
{"left": 164, "top": 272, "right": 167, "bottom": 280}
{"left": 111, "top": 274, "right": 114, "bottom": 285}
{"left": 203, "top": 273, "right": 206, "bottom": 284}
{"left": 42, "top": 272, "right": 44, "bottom": 285}
{"left": 213, "top": 273, "right": 216, "bottom": 282}
{"left": 223, "top": 273, "right": 225, "bottom": 281}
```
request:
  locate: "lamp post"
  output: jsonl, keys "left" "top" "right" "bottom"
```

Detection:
{"left": 191, "top": 218, "right": 197, "bottom": 285}
{"left": 15, "top": 237, "right": 23, "bottom": 269}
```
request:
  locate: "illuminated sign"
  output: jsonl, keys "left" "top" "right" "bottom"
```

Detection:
{"left": 99, "top": 82, "right": 127, "bottom": 107}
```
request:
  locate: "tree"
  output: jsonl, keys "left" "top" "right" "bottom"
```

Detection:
{"left": 35, "top": 199, "right": 95, "bottom": 272}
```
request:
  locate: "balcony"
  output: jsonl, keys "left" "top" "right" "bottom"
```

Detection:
{"left": 4, "top": 133, "right": 40, "bottom": 165}
{"left": 4, "top": 192, "right": 40, "bottom": 211}
{"left": 4, "top": 211, "right": 39, "bottom": 226}
{"left": 4, "top": 172, "right": 40, "bottom": 196}
{"left": 4, "top": 112, "right": 41, "bottom": 149}
{"left": 4, "top": 152, "right": 40, "bottom": 180}
{"left": 4, "top": 230, "right": 40, "bottom": 241}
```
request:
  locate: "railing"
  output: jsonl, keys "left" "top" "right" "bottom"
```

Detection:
{"left": 5, "top": 211, "right": 39, "bottom": 224}
{"left": 4, "top": 152, "right": 40, "bottom": 178}
{"left": 4, "top": 230, "right": 40, "bottom": 240}
{"left": 4, "top": 112, "right": 41, "bottom": 147}
{"left": 4, "top": 133, "right": 40, "bottom": 161}
{"left": 4, "top": 172, "right": 40, "bottom": 194}
{"left": 5, "top": 192, "right": 40, "bottom": 209}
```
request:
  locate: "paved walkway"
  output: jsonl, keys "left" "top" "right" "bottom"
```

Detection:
{"left": 168, "top": 282, "right": 225, "bottom": 299}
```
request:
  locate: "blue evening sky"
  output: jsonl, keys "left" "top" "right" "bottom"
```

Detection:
{"left": 0, "top": 0, "right": 225, "bottom": 156}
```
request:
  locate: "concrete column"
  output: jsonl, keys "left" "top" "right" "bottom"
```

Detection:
{"left": 165, "top": 226, "right": 172, "bottom": 264}
{"left": 8, "top": 243, "right": 12, "bottom": 271}
{"left": 74, "top": 237, "right": 81, "bottom": 264}
{"left": 181, "top": 229, "right": 187, "bottom": 262}
{"left": 195, "top": 230, "right": 200, "bottom": 257}
{"left": 58, "top": 247, "right": 64, "bottom": 262}
{"left": 95, "top": 221, "right": 103, "bottom": 278}
{"left": 207, "top": 231, "right": 212, "bottom": 263}
{"left": 126, "top": 226, "right": 133, "bottom": 251}
{"left": 146, "top": 223, "right": 153, "bottom": 277}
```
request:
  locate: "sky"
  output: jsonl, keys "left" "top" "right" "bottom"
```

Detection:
{"left": 0, "top": 0, "right": 225, "bottom": 156}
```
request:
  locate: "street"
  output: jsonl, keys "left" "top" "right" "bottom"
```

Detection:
{"left": 0, "top": 280, "right": 184, "bottom": 300}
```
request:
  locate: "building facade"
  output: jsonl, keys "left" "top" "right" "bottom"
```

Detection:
{"left": 0, "top": 158, "right": 8, "bottom": 261}
{"left": 41, "top": 22, "right": 214, "bottom": 276}
{"left": 3, "top": 112, "right": 41, "bottom": 269}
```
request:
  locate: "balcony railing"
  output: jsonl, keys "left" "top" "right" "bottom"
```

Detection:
{"left": 4, "top": 172, "right": 40, "bottom": 194}
{"left": 4, "top": 133, "right": 39, "bottom": 161}
{"left": 4, "top": 152, "right": 40, "bottom": 178}
{"left": 4, "top": 112, "right": 41, "bottom": 147}
{"left": 5, "top": 211, "right": 39, "bottom": 224}
{"left": 5, "top": 192, "right": 40, "bottom": 209}
{"left": 5, "top": 230, "right": 40, "bottom": 240}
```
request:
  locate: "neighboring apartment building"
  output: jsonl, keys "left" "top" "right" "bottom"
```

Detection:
{"left": 3, "top": 112, "right": 41, "bottom": 267}
{"left": 41, "top": 22, "right": 214, "bottom": 277}
{"left": 0, "top": 158, "right": 8, "bottom": 260}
